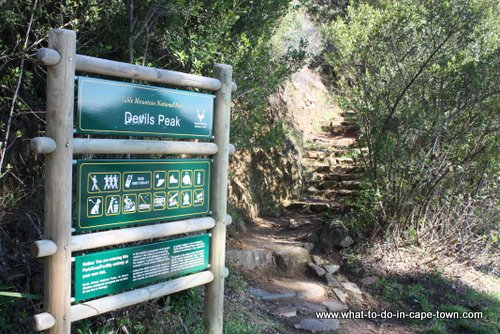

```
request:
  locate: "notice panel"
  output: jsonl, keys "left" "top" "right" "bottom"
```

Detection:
{"left": 74, "top": 234, "right": 210, "bottom": 301}
{"left": 76, "top": 159, "right": 211, "bottom": 232}
{"left": 77, "top": 77, "right": 214, "bottom": 138}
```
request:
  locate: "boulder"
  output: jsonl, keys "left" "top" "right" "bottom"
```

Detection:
{"left": 274, "top": 245, "right": 311, "bottom": 275}
{"left": 226, "top": 249, "right": 274, "bottom": 270}
{"left": 318, "top": 220, "right": 353, "bottom": 248}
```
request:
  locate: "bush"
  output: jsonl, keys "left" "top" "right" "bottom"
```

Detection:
{"left": 323, "top": 0, "right": 500, "bottom": 251}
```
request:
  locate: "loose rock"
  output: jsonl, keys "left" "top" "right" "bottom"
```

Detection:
{"left": 294, "top": 318, "right": 340, "bottom": 333}
{"left": 274, "top": 306, "right": 297, "bottom": 318}
{"left": 322, "top": 300, "right": 348, "bottom": 312}
{"left": 333, "top": 288, "right": 347, "bottom": 304}
{"left": 249, "top": 287, "right": 296, "bottom": 301}
{"left": 325, "top": 273, "right": 341, "bottom": 288}
{"left": 308, "top": 262, "right": 326, "bottom": 277}
{"left": 312, "top": 255, "right": 327, "bottom": 266}
{"left": 295, "top": 302, "right": 327, "bottom": 315}
{"left": 323, "top": 264, "right": 340, "bottom": 274}
{"left": 289, "top": 218, "right": 312, "bottom": 229}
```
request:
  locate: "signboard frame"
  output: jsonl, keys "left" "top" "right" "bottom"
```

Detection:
{"left": 33, "top": 28, "right": 232, "bottom": 334}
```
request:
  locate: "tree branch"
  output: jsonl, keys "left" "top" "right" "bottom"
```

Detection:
{"left": 382, "top": 26, "right": 460, "bottom": 132}
{"left": 0, "top": 0, "right": 38, "bottom": 178}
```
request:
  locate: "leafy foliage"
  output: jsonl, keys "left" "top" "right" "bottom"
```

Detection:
{"left": 0, "top": 1, "right": 306, "bottom": 332}
{"left": 323, "top": 0, "right": 499, "bottom": 249}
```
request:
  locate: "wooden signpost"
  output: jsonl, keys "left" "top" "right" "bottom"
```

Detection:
{"left": 31, "top": 28, "right": 234, "bottom": 334}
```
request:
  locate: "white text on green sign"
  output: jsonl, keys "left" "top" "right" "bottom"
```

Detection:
{"left": 77, "top": 77, "right": 214, "bottom": 138}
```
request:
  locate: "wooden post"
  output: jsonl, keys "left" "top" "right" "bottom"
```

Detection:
{"left": 43, "top": 29, "right": 76, "bottom": 334}
{"left": 203, "top": 64, "right": 232, "bottom": 333}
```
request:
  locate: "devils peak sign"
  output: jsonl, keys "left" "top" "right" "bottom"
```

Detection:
{"left": 77, "top": 77, "right": 214, "bottom": 138}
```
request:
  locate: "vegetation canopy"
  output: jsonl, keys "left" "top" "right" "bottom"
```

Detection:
{"left": 0, "top": 1, "right": 306, "bottom": 332}
{"left": 322, "top": 0, "right": 499, "bottom": 252}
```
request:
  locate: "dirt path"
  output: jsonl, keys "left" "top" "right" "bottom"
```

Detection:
{"left": 226, "top": 112, "right": 417, "bottom": 333}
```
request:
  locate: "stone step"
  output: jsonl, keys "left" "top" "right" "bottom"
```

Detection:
{"left": 226, "top": 249, "right": 274, "bottom": 271}
{"left": 305, "top": 187, "right": 358, "bottom": 199}
{"left": 340, "top": 110, "right": 356, "bottom": 117}
{"left": 307, "top": 162, "right": 359, "bottom": 174}
{"left": 227, "top": 243, "right": 311, "bottom": 275}
{"left": 330, "top": 125, "right": 359, "bottom": 135}
{"left": 307, "top": 180, "right": 361, "bottom": 191}
{"left": 250, "top": 280, "right": 326, "bottom": 302}
{"left": 310, "top": 173, "right": 361, "bottom": 183}
{"left": 324, "top": 189, "right": 357, "bottom": 200}
{"left": 335, "top": 157, "right": 356, "bottom": 164}
{"left": 305, "top": 149, "right": 348, "bottom": 160}
{"left": 286, "top": 200, "right": 347, "bottom": 214}
{"left": 310, "top": 165, "right": 362, "bottom": 179}
{"left": 305, "top": 150, "right": 328, "bottom": 159}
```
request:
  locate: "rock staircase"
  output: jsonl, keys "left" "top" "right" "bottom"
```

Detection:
{"left": 286, "top": 112, "right": 362, "bottom": 216}
{"left": 226, "top": 113, "right": 367, "bottom": 333}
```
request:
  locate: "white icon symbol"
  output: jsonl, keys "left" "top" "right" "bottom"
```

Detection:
{"left": 197, "top": 109, "right": 205, "bottom": 123}
{"left": 169, "top": 174, "right": 178, "bottom": 184}
{"left": 107, "top": 196, "right": 119, "bottom": 214}
{"left": 182, "top": 193, "right": 191, "bottom": 206}
{"left": 154, "top": 195, "right": 166, "bottom": 207}
{"left": 89, "top": 198, "right": 102, "bottom": 215}
{"left": 156, "top": 173, "right": 165, "bottom": 187}
{"left": 125, "top": 174, "right": 133, "bottom": 188}
{"left": 196, "top": 172, "right": 202, "bottom": 185}
{"left": 168, "top": 193, "right": 178, "bottom": 207}
{"left": 194, "top": 191, "right": 204, "bottom": 204}
{"left": 182, "top": 172, "right": 191, "bottom": 186}
{"left": 138, "top": 195, "right": 151, "bottom": 211}
{"left": 91, "top": 175, "right": 100, "bottom": 191}
{"left": 104, "top": 175, "right": 119, "bottom": 190}
{"left": 123, "top": 195, "right": 136, "bottom": 212}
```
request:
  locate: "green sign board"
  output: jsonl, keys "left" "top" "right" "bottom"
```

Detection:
{"left": 76, "top": 159, "right": 211, "bottom": 232}
{"left": 77, "top": 77, "right": 214, "bottom": 138}
{"left": 74, "top": 234, "right": 210, "bottom": 301}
